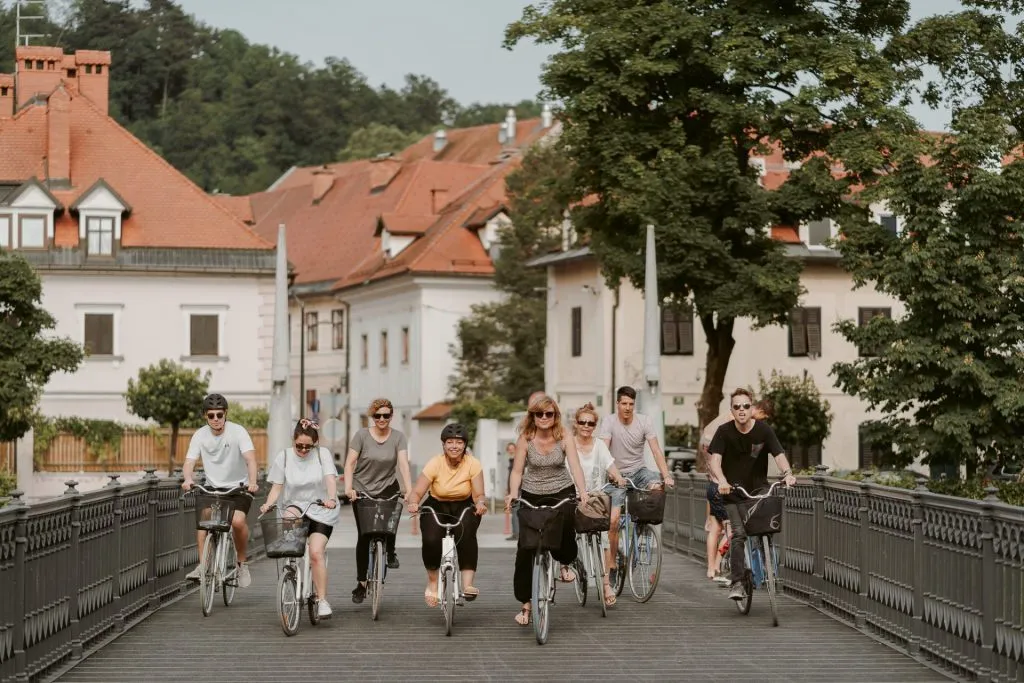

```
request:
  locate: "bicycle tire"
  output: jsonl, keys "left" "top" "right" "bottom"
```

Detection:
{"left": 199, "top": 534, "right": 217, "bottom": 617}
{"left": 613, "top": 521, "right": 628, "bottom": 597}
{"left": 278, "top": 567, "right": 300, "bottom": 636}
{"left": 590, "top": 534, "right": 607, "bottom": 618}
{"left": 628, "top": 524, "right": 662, "bottom": 603}
{"left": 735, "top": 567, "right": 753, "bottom": 615}
{"left": 308, "top": 566, "right": 321, "bottom": 627}
{"left": 572, "top": 554, "right": 587, "bottom": 607}
{"left": 532, "top": 552, "right": 551, "bottom": 645}
{"left": 371, "top": 539, "right": 385, "bottom": 621}
{"left": 222, "top": 533, "right": 237, "bottom": 607}
{"left": 762, "top": 536, "right": 779, "bottom": 626}
{"left": 442, "top": 566, "right": 455, "bottom": 636}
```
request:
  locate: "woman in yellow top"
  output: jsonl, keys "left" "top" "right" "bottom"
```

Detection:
{"left": 406, "top": 423, "right": 487, "bottom": 607}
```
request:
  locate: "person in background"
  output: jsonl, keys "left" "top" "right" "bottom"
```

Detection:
{"left": 505, "top": 441, "right": 519, "bottom": 541}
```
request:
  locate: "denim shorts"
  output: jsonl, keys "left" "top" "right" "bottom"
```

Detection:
{"left": 610, "top": 467, "right": 663, "bottom": 509}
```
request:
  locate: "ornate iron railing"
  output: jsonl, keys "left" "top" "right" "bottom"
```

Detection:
{"left": 663, "top": 469, "right": 1024, "bottom": 683}
{"left": 0, "top": 471, "right": 268, "bottom": 683}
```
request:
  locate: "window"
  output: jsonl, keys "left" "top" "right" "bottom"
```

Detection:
{"left": 86, "top": 216, "right": 114, "bottom": 256}
{"left": 807, "top": 219, "right": 832, "bottom": 247}
{"left": 19, "top": 216, "right": 46, "bottom": 249}
{"left": 880, "top": 214, "right": 898, "bottom": 237}
{"left": 570, "top": 307, "right": 582, "bottom": 357}
{"left": 332, "top": 309, "right": 345, "bottom": 350}
{"left": 361, "top": 334, "right": 368, "bottom": 368}
{"left": 857, "top": 307, "right": 892, "bottom": 357}
{"left": 858, "top": 423, "right": 893, "bottom": 470}
{"left": 661, "top": 305, "right": 694, "bottom": 356}
{"left": 83, "top": 313, "right": 114, "bottom": 356}
{"left": 401, "top": 326, "right": 410, "bottom": 364}
{"left": 0, "top": 216, "right": 10, "bottom": 248}
{"left": 189, "top": 314, "right": 219, "bottom": 357}
{"left": 788, "top": 444, "right": 822, "bottom": 470}
{"left": 306, "top": 311, "right": 318, "bottom": 352}
{"left": 0, "top": 86, "right": 9, "bottom": 97}
{"left": 788, "top": 307, "right": 822, "bottom": 357}
{"left": 380, "top": 330, "right": 388, "bottom": 367}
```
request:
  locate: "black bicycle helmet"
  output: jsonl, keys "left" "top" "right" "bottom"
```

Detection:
{"left": 440, "top": 422, "right": 469, "bottom": 443}
{"left": 202, "top": 393, "right": 229, "bottom": 412}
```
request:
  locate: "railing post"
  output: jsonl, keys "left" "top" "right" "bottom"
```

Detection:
{"left": 687, "top": 471, "right": 696, "bottom": 557}
{"left": 174, "top": 468, "right": 186, "bottom": 582}
{"left": 144, "top": 468, "right": 160, "bottom": 611}
{"left": 107, "top": 475, "right": 125, "bottom": 633}
{"left": 10, "top": 490, "right": 28, "bottom": 683}
{"left": 857, "top": 481, "right": 871, "bottom": 630}
{"left": 812, "top": 465, "right": 828, "bottom": 606}
{"left": 978, "top": 487, "right": 998, "bottom": 683}
{"left": 909, "top": 482, "right": 925, "bottom": 660}
{"left": 65, "top": 480, "right": 83, "bottom": 660}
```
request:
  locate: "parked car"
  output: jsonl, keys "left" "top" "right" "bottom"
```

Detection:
{"left": 666, "top": 446, "right": 697, "bottom": 473}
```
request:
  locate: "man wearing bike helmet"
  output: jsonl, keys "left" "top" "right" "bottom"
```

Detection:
{"left": 182, "top": 393, "right": 260, "bottom": 587}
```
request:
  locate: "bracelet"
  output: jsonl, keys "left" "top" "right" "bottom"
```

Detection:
{"left": 780, "top": 469, "right": 793, "bottom": 477}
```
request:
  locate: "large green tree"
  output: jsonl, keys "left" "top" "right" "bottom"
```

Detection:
{"left": 832, "top": 3, "right": 1024, "bottom": 476}
{"left": 0, "top": 253, "right": 84, "bottom": 441}
{"left": 505, "top": 1, "right": 913, "bottom": 462}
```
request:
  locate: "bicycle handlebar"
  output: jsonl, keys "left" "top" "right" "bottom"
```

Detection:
{"left": 514, "top": 496, "right": 577, "bottom": 511}
{"left": 353, "top": 492, "right": 403, "bottom": 503}
{"left": 732, "top": 481, "right": 786, "bottom": 499}
{"left": 618, "top": 477, "right": 665, "bottom": 491}
{"left": 181, "top": 483, "right": 254, "bottom": 500}
{"left": 257, "top": 498, "right": 326, "bottom": 520}
{"left": 416, "top": 505, "right": 475, "bottom": 529}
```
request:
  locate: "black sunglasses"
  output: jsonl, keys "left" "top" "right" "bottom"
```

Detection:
{"left": 372, "top": 412, "right": 392, "bottom": 420}
{"left": 577, "top": 419, "right": 597, "bottom": 427}
{"left": 206, "top": 411, "right": 225, "bottom": 420}
{"left": 532, "top": 410, "right": 556, "bottom": 419}
{"left": 294, "top": 443, "right": 316, "bottom": 452}
{"left": 732, "top": 403, "right": 752, "bottom": 411}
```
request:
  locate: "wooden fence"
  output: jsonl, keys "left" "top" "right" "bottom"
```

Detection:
{"left": 36, "top": 428, "right": 270, "bottom": 472}
{"left": 0, "top": 441, "right": 14, "bottom": 473}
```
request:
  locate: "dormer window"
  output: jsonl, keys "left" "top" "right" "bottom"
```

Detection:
{"left": 86, "top": 216, "right": 114, "bottom": 255}
{"left": 71, "top": 179, "right": 131, "bottom": 257}
{"left": 19, "top": 215, "right": 46, "bottom": 249}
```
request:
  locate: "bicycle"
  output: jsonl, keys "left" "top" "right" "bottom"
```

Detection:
{"left": 514, "top": 496, "right": 577, "bottom": 645}
{"left": 610, "top": 477, "right": 665, "bottom": 603}
{"left": 571, "top": 483, "right": 614, "bottom": 618}
{"left": 354, "top": 492, "right": 403, "bottom": 621}
{"left": 415, "top": 505, "right": 476, "bottom": 636}
{"left": 183, "top": 483, "right": 253, "bottom": 617}
{"left": 731, "top": 481, "right": 785, "bottom": 626}
{"left": 259, "top": 500, "right": 330, "bottom": 636}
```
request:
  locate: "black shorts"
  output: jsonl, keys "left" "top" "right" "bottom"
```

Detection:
{"left": 706, "top": 483, "right": 728, "bottom": 523}
{"left": 282, "top": 505, "right": 334, "bottom": 540}
{"left": 212, "top": 488, "right": 253, "bottom": 516}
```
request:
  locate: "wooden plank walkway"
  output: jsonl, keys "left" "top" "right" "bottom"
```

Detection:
{"left": 54, "top": 537, "right": 950, "bottom": 682}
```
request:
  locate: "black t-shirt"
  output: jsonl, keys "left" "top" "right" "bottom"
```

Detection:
{"left": 708, "top": 420, "right": 784, "bottom": 501}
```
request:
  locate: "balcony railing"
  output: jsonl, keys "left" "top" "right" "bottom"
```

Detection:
{"left": 0, "top": 471, "right": 268, "bottom": 683}
{"left": 664, "top": 470, "right": 1024, "bottom": 683}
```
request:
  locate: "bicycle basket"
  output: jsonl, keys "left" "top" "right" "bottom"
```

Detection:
{"left": 355, "top": 498, "right": 404, "bottom": 537}
{"left": 261, "top": 515, "right": 310, "bottom": 558}
{"left": 517, "top": 506, "right": 564, "bottom": 552}
{"left": 625, "top": 488, "right": 666, "bottom": 525}
{"left": 193, "top": 492, "right": 236, "bottom": 532}
{"left": 739, "top": 495, "right": 784, "bottom": 536}
{"left": 573, "top": 493, "right": 611, "bottom": 533}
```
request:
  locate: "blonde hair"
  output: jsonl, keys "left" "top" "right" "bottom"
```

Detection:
{"left": 572, "top": 402, "right": 598, "bottom": 436}
{"left": 368, "top": 397, "right": 393, "bottom": 416}
{"left": 518, "top": 394, "right": 565, "bottom": 442}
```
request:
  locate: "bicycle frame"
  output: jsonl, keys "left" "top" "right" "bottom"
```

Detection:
{"left": 357, "top": 492, "right": 402, "bottom": 621}
{"left": 514, "top": 496, "right": 576, "bottom": 645}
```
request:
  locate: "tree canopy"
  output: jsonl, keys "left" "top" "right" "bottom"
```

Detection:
{"left": 125, "top": 359, "right": 210, "bottom": 472}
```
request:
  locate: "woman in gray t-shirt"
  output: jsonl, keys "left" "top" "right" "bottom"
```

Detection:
{"left": 343, "top": 397, "right": 413, "bottom": 605}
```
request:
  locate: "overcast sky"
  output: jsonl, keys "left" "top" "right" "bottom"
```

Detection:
{"left": 173, "top": 0, "right": 973, "bottom": 131}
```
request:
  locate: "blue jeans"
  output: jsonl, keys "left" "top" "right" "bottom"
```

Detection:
{"left": 610, "top": 467, "right": 663, "bottom": 508}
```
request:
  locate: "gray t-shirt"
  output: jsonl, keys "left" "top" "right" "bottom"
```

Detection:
{"left": 268, "top": 447, "right": 340, "bottom": 526}
{"left": 185, "top": 422, "right": 254, "bottom": 488}
{"left": 597, "top": 413, "right": 655, "bottom": 474}
{"left": 348, "top": 428, "right": 407, "bottom": 496}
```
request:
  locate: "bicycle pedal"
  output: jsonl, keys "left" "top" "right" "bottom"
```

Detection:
{"left": 462, "top": 593, "right": 477, "bottom": 603}
{"left": 456, "top": 598, "right": 465, "bottom": 607}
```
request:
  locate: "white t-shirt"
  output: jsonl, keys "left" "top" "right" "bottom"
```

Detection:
{"left": 573, "top": 439, "right": 615, "bottom": 491}
{"left": 185, "top": 422, "right": 254, "bottom": 488}
{"left": 596, "top": 412, "right": 656, "bottom": 473}
{"left": 267, "top": 447, "right": 340, "bottom": 526}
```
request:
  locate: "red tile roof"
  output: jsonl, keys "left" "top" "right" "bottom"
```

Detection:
{"left": 412, "top": 401, "right": 453, "bottom": 420}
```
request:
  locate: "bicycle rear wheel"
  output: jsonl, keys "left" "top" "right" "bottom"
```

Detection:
{"left": 442, "top": 566, "right": 455, "bottom": 636}
{"left": 531, "top": 552, "right": 551, "bottom": 645}
{"left": 735, "top": 567, "right": 753, "bottom": 615}
{"left": 762, "top": 536, "right": 779, "bottom": 626}
{"left": 589, "top": 534, "right": 607, "bottom": 618}
{"left": 628, "top": 524, "right": 662, "bottom": 603}
{"left": 571, "top": 551, "right": 587, "bottom": 607}
{"left": 277, "top": 567, "right": 300, "bottom": 636}
{"left": 199, "top": 534, "right": 217, "bottom": 617}
{"left": 371, "top": 539, "right": 385, "bottom": 621}
{"left": 222, "top": 533, "right": 237, "bottom": 607}
{"left": 613, "top": 523, "right": 628, "bottom": 598}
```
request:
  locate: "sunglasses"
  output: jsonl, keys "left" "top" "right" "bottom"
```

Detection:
{"left": 532, "top": 410, "right": 556, "bottom": 419}
{"left": 372, "top": 413, "right": 392, "bottom": 420}
{"left": 732, "top": 403, "right": 752, "bottom": 411}
{"left": 294, "top": 443, "right": 316, "bottom": 452}
{"left": 577, "top": 419, "right": 597, "bottom": 427}
{"left": 206, "top": 412, "right": 225, "bottom": 420}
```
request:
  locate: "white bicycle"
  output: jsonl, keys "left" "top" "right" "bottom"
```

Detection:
{"left": 571, "top": 483, "right": 615, "bottom": 618}
{"left": 415, "top": 505, "right": 477, "bottom": 636}
{"left": 184, "top": 483, "right": 252, "bottom": 617}
{"left": 259, "top": 500, "right": 330, "bottom": 636}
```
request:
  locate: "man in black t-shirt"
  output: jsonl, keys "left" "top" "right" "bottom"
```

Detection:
{"left": 708, "top": 388, "right": 796, "bottom": 600}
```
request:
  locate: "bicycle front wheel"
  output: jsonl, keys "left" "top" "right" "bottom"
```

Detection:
{"left": 199, "top": 534, "right": 217, "bottom": 617}
{"left": 762, "top": 536, "right": 779, "bottom": 626}
{"left": 613, "top": 526, "right": 628, "bottom": 598}
{"left": 531, "top": 552, "right": 551, "bottom": 645}
{"left": 278, "top": 567, "right": 300, "bottom": 636}
{"left": 222, "top": 533, "right": 237, "bottom": 607}
{"left": 571, "top": 547, "right": 587, "bottom": 607}
{"left": 442, "top": 566, "right": 455, "bottom": 636}
{"left": 371, "top": 539, "right": 385, "bottom": 621}
{"left": 628, "top": 524, "right": 662, "bottom": 603}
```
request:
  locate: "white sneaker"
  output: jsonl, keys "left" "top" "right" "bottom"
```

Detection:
{"left": 237, "top": 562, "right": 252, "bottom": 588}
{"left": 185, "top": 565, "right": 202, "bottom": 581}
{"left": 317, "top": 598, "right": 333, "bottom": 618}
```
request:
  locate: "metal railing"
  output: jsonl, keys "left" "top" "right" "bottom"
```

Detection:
{"left": 663, "top": 469, "right": 1024, "bottom": 683}
{"left": 0, "top": 470, "right": 268, "bottom": 683}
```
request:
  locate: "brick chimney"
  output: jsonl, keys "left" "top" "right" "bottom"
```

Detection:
{"left": 311, "top": 167, "right": 335, "bottom": 203}
{"left": 0, "top": 74, "right": 13, "bottom": 117}
{"left": 15, "top": 46, "right": 64, "bottom": 109}
{"left": 74, "top": 50, "right": 111, "bottom": 115}
{"left": 47, "top": 86, "right": 71, "bottom": 185}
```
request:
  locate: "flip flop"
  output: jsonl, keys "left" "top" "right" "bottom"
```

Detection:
{"left": 424, "top": 589, "right": 439, "bottom": 608}
{"left": 603, "top": 585, "right": 617, "bottom": 606}
{"left": 463, "top": 586, "right": 480, "bottom": 601}
{"left": 514, "top": 605, "right": 531, "bottom": 626}
{"left": 559, "top": 565, "right": 576, "bottom": 583}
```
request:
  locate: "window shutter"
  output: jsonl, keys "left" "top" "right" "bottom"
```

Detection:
{"left": 806, "top": 307, "right": 822, "bottom": 357}
{"left": 190, "top": 315, "right": 218, "bottom": 356}
{"left": 661, "top": 309, "right": 678, "bottom": 354}
{"left": 678, "top": 308, "right": 694, "bottom": 355}
{"left": 789, "top": 308, "right": 807, "bottom": 356}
